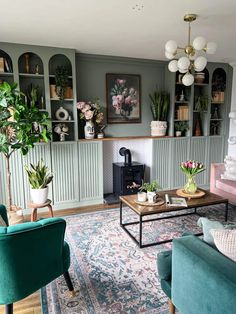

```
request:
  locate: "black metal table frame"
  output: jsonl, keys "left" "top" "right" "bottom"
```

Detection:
{"left": 120, "top": 199, "right": 229, "bottom": 248}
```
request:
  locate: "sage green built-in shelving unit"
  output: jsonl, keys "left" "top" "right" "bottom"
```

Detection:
{"left": 0, "top": 42, "right": 233, "bottom": 211}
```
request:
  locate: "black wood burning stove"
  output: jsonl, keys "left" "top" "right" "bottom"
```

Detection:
{"left": 113, "top": 147, "right": 145, "bottom": 196}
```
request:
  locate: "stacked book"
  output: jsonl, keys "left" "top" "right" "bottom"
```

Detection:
{"left": 177, "top": 105, "right": 189, "bottom": 120}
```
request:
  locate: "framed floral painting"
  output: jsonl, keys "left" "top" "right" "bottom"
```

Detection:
{"left": 106, "top": 73, "right": 141, "bottom": 123}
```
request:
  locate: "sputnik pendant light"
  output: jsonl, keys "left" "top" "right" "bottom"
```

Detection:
{"left": 165, "top": 14, "right": 217, "bottom": 86}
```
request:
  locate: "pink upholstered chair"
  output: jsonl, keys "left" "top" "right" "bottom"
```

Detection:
{"left": 210, "top": 163, "right": 236, "bottom": 205}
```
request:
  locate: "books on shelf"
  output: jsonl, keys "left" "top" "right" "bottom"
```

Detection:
{"left": 0, "top": 58, "right": 4, "bottom": 72}
{"left": 165, "top": 194, "right": 187, "bottom": 207}
{"left": 177, "top": 105, "right": 189, "bottom": 120}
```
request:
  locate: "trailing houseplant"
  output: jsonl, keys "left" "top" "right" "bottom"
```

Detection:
{"left": 149, "top": 90, "right": 170, "bottom": 136}
{"left": 25, "top": 159, "right": 53, "bottom": 204}
{"left": 0, "top": 81, "right": 51, "bottom": 211}
{"left": 55, "top": 66, "right": 69, "bottom": 103}
{"left": 194, "top": 95, "right": 209, "bottom": 114}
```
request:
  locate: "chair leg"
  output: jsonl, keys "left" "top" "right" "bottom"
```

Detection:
{"left": 168, "top": 299, "right": 175, "bottom": 314}
{"left": 63, "top": 271, "right": 75, "bottom": 297}
{"left": 5, "top": 304, "right": 13, "bottom": 314}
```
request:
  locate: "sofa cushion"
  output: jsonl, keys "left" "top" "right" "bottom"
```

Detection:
{"left": 211, "top": 229, "right": 236, "bottom": 262}
{"left": 197, "top": 217, "right": 224, "bottom": 246}
{"left": 216, "top": 178, "right": 236, "bottom": 193}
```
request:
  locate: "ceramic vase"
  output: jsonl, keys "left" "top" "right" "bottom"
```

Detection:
{"left": 184, "top": 176, "right": 197, "bottom": 194}
{"left": 84, "top": 120, "right": 95, "bottom": 139}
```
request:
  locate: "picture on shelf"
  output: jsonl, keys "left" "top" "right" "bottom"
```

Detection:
{"left": 106, "top": 73, "right": 141, "bottom": 123}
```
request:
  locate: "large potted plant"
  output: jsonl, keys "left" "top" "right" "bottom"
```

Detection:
{"left": 0, "top": 82, "right": 51, "bottom": 212}
{"left": 25, "top": 159, "right": 53, "bottom": 204}
{"left": 149, "top": 90, "right": 170, "bottom": 136}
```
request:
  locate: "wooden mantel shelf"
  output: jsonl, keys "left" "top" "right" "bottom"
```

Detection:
{"left": 79, "top": 135, "right": 173, "bottom": 142}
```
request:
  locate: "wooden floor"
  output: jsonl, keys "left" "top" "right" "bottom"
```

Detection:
{"left": 0, "top": 202, "right": 118, "bottom": 314}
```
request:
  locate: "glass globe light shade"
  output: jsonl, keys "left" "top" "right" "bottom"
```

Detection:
{"left": 179, "top": 68, "right": 188, "bottom": 74}
{"left": 177, "top": 56, "right": 190, "bottom": 71}
{"left": 206, "top": 42, "right": 217, "bottom": 54}
{"left": 168, "top": 60, "right": 178, "bottom": 72}
{"left": 165, "top": 40, "right": 178, "bottom": 54}
{"left": 165, "top": 51, "right": 175, "bottom": 60}
{"left": 182, "top": 73, "right": 194, "bottom": 86}
{"left": 194, "top": 56, "right": 207, "bottom": 72}
{"left": 193, "top": 36, "right": 206, "bottom": 50}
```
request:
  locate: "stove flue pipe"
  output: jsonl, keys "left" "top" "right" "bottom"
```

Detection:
{"left": 119, "top": 147, "right": 132, "bottom": 166}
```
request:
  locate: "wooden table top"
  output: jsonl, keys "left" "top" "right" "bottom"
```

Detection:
{"left": 119, "top": 189, "right": 228, "bottom": 216}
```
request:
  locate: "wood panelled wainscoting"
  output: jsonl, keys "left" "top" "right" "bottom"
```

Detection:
{"left": 0, "top": 204, "right": 114, "bottom": 314}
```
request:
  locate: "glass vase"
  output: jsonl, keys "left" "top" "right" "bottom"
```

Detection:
{"left": 184, "top": 175, "right": 197, "bottom": 194}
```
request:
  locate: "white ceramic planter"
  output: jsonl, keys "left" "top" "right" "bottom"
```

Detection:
{"left": 151, "top": 121, "right": 167, "bottom": 136}
{"left": 147, "top": 191, "right": 158, "bottom": 203}
{"left": 176, "top": 131, "right": 182, "bottom": 137}
{"left": 137, "top": 192, "right": 147, "bottom": 202}
{"left": 30, "top": 187, "right": 48, "bottom": 204}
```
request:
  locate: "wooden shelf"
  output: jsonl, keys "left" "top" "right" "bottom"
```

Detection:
{"left": 0, "top": 72, "right": 13, "bottom": 76}
{"left": 19, "top": 73, "right": 44, "bottom": 78}
{"left": 49, "top": 75, "right": 72, "bottom": 79}
{"left": 79, "top": 135, "right": 174, "bottom": 142}
{"left": 194, "top": 83, "right": 209, "bottom": 86}
{"left": 50, "top": 98, "right": 74, "bottom": 101}
{"left": 175, "top": 101, "right": 189, "bottom": 104}
{"left": 52, "top": 120, "right": 75, "bottom": 123}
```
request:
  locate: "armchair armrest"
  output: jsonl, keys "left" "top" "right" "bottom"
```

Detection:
{"left": 210, "top": 163, "right": 224, "bottom": 190}
{"left": 0, "top": 205, "right": 8, "bottom": 226}
{"left": 172, "top": 235, "right": 236, "bottom": 314}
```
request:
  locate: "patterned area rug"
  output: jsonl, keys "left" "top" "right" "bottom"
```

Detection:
{"left": 41, "top": 204, "right": 236, "bottom": 314}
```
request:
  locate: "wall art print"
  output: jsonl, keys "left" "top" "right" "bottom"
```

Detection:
{"left": 106, "top": 73, "right": 141, "bottom": 123}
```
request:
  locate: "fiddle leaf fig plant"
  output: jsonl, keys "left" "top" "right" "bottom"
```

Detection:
{"left": 0, "top": 81, "right": 51, "bottom": 211}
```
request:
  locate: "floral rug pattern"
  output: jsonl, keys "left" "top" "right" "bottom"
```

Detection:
{"left": 41, "top": 205, "right": 236, "bottom": 314}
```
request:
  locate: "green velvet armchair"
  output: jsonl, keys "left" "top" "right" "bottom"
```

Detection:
{"left": 0, "top": 204, "right": 74, "bottom": 314}
{"left": 157, "top": 235, "right": 236, "bottom": 314}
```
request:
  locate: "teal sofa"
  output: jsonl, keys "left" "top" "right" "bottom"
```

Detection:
{"left": 0, "top": 205, "right": 74, "bottom": 314}
{"left": 158, "top": 235, "right": 236, "bottom": 314}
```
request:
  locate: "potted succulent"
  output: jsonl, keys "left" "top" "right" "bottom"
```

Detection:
{"left": 174, "top": 121, "right": 189, "bottom": 137}
{"left": 149, "top": 90, "right": 170, "bottom": 136}
{"left": 25, "top": 159, "right": 53, "bottom": 204}
{"left": 139, "top": 180, "right": 161, "bottom": 203}
{"left": 55, "top": 66, "right": 69, "bottom": 104}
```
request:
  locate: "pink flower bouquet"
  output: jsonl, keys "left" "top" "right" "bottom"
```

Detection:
{"left": 180, "top": 160, "right": 205, "bottom": 194}
{"left": 76, "top": 100, "right": 104, "bottom": 125}
{"left": 180, "top": 160, "right": 205, "bottom": 177}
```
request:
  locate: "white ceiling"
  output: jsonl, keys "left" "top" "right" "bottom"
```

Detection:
{"left": 1, "top": 0, "right": 236, "bottom": 63}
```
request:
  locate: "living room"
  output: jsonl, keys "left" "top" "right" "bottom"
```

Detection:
{"left": 0, "top": 1, "right": 236, "bottom": 313}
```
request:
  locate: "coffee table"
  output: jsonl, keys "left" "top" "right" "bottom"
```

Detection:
{"left": 120, "top": 189, "right": 228, "bottom": 248}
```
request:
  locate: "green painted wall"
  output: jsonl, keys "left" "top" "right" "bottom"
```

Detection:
{"left": 76, "top": 53, "right": 166, "bottom": 137}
